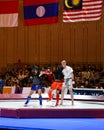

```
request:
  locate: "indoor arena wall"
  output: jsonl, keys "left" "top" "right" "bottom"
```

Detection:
{"left": 0, "top": 0, "right": 104, "bottom": 68}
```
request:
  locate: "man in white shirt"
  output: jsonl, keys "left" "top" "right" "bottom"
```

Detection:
{"left": 61, "top": 60, "right": 74, "bottom": 106}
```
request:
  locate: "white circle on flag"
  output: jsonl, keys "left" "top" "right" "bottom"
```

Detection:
{"left": 36, "top": 6, "right": 45, "bottom": 17}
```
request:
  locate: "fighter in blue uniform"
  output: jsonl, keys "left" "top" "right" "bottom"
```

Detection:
{"left": 24, "top": 66, "right": 42, "bottom": 107}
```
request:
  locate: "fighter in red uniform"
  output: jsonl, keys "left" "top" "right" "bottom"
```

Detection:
{"left": 48, "top": 65, "right": 64, "bottom": 106}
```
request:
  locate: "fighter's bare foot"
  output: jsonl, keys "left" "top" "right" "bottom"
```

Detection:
{"left": 72, "top": 101, "right": 74, "bottom": 106}
{"left": 60, "top": 102, "right": 63, "bottom": 105}
{"left": 24, "top": 104, "right": 27, "bottom": 107}
{"left": 55, "top": 103, "right": 58, "bottom": 106}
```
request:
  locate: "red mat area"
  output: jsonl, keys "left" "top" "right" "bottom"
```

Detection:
{"left": 0, "top": 108, "right": 104, "bottom": 118}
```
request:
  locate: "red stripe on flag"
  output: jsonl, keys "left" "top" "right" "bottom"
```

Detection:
{"left": 63, "top": 8, "right": 102, "bottom": 13}
{"left": 24, "top": 17, "right": 58, "bottom": 26}
{"left": 83, "top": 4, "right": 102, "bottom": 8}
{"left": 63, "top": 13, "right": 101, "bottom": 17}
{"left": 63, "top": 15, "right": 101, "bottom": 21}
{"left": 24, "top": 0, "right": 58, "bottom": 6}
{"left": 83, "top": 0, "right": 100, "bottom": 2}
{"left": 0, "top": 0, "right": 18, "bottom": 14}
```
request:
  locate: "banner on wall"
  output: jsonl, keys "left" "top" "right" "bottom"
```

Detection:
{"left": 0, "top": 0, "right": 18, "bottom": 27}
{"left": 63, "top": 0, "right": 103, "bottom": 22}
{"left": 23, "top": 0, "right": 59, "bottom": 26}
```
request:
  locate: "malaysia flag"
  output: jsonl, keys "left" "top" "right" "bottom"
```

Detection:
{"left": 23, "top": 0, "right": 59, "bottom": 26}
{"left": 0, "top": 0, "right": 18, "bottom": 27}
{"left": 63, "top": 0, "right": 102, "bottom": 22}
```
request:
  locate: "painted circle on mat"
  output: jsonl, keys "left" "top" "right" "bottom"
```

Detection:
{"left": 36, "top": 6, "right": 45, "bottom": 17}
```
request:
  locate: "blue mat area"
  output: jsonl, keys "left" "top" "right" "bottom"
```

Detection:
{"left": 0, "top": 118, "right": 104, "bottom": 130}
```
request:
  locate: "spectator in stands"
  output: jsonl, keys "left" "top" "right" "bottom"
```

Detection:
{"left": 0, "top": 75, "right": 4, "bottom": 94}
{"left": 15, "top": 82, "right": 21, "bottom": 94}
{"left": 84, "top": 79, "right": 91, "bottom": 88}
{"left": 17, "top": 59, "right": 23, "bottom": 69}
{"left": 84, "top": 79, "right": 91, "bottom": 95}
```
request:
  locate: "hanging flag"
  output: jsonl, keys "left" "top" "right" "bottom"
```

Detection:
{"left": 63, "top": 0, "right": 102, "bottom": 22}
{"left": 0, "top": 0, "right": 18, "bottom": 27}
{"left": 23, "top": 0, "right": 59, "bottom": 26}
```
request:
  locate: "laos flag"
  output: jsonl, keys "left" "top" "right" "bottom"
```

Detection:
{"left": 23, "top": 0, "right": 59, "bottom": 26}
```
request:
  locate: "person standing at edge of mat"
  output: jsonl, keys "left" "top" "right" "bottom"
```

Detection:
{"left": 60, "top": 60, "right": 74, "bottom": 106}
{"left": 24, "top": 66, "right": 43, "bottom": 107}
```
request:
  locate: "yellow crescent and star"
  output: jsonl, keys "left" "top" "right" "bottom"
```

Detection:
{"left": 65, "top": 0, "right": 81, "bottom": 9}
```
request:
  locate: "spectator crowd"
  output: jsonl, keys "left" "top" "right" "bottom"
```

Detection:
{"left": 0, "top": 60, "right": 104, "bottom": 94}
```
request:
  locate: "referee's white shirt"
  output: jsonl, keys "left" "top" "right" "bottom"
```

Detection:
{"left": 62, "top": 65, "right": 73, "bottom": 79}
